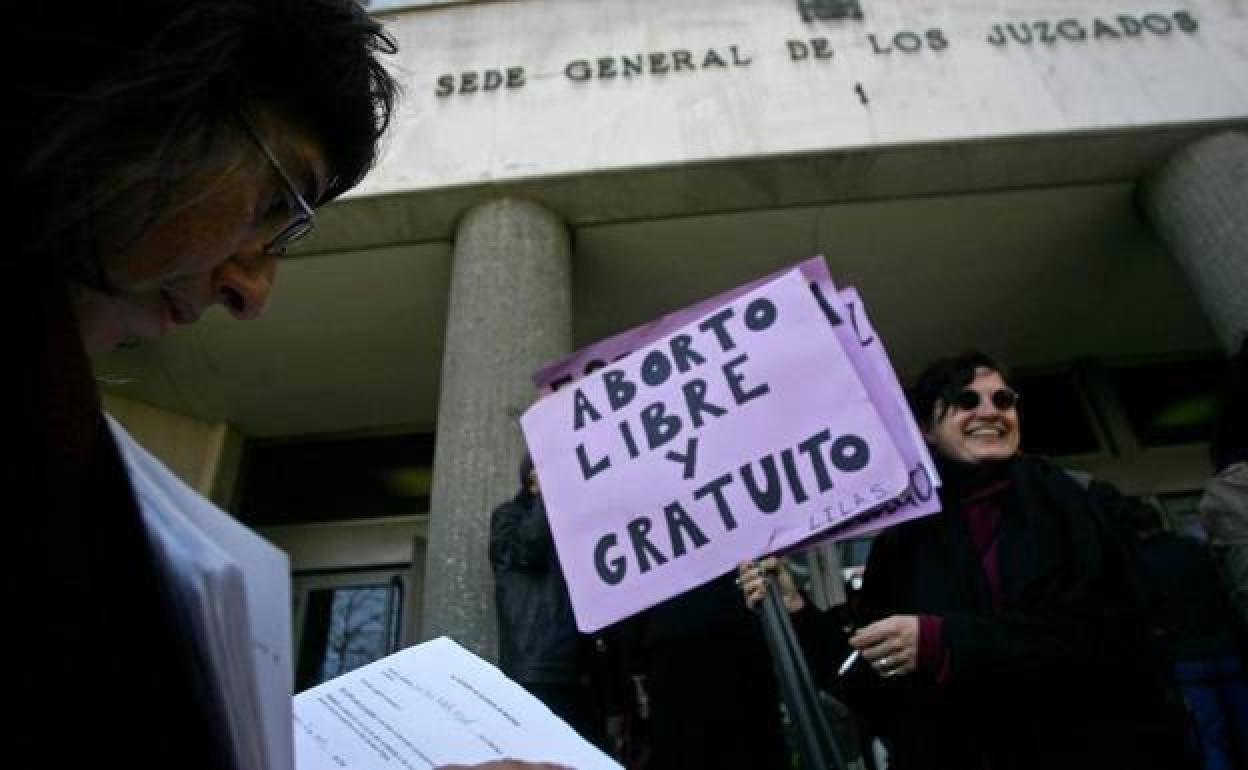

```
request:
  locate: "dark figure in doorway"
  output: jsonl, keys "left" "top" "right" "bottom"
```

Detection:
{"left": 490, "top": 457, "right": 607, "bottom": 749}
{"left": 1201, "top": 337, "right": 1248, "bottom": 633}
{"left": 1131, "top": 503, "right": 1248, "bottom": 770}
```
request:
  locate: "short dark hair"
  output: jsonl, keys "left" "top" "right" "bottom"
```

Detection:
{"left": 9, "top": 0, "right": 399, "bottom": 290}
{"left": 910, "top": 350, "right": 1010, "bottom": 429}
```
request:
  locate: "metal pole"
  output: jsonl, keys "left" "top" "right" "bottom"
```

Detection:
{"left": 772, "top": 580, "right": 847, "bottom": 770}
{"left": 759, "top": 578, "right": 844, "bottom": 770}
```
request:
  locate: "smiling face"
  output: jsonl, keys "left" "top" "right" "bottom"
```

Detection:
{"left": 924, "top": 367, "right": 1021, "bottom": 465}
{"left": 74, "top": 112, "right": 329, "bottom": 354}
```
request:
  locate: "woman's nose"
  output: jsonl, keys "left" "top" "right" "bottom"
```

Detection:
{"left": 214, "top": 253, "right": 279, "bottom": 320}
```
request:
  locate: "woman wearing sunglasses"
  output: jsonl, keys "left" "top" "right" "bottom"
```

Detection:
{"left": 833, "top": 351, "right": 1194, "bottom": 770}
{"left": 7, "top": 3, "right": 565, "bottom": 769}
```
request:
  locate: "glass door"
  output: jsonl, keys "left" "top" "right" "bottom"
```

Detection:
{"left": 292, "top": 568, "right": 407, "bottom": 691}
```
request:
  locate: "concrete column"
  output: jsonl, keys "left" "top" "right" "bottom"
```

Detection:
{"left": 420, "top": 199, "right": 571, "bottom": 659}
{"left": 1143, "top": 131, "right": 1248, "bottom": 354}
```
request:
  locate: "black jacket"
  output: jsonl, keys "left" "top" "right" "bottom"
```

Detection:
{"left": 489, "top": 490, "right": 582, "bottom": 684}
{"left": 9, "top": 285, "right": 233, "bottom": 770}
{"left": 1138, "top": 531, "right": 1240, "bottom": 661}
{"left": 614, "top": 572, "right": 791, "bottom": 770}
{"left": 836, "top": 455, "right": 1194, "bottom": 770}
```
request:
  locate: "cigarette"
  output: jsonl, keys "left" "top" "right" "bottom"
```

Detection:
{"left": 838, "top": 650, "right": 861, "bottom": 677}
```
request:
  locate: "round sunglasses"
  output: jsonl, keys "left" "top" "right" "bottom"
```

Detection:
{"left": 952, "top": 387, "right": 1020, "bottom": 412}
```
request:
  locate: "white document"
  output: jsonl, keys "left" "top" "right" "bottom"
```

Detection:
{"left": 294, "top": 637, "right": 622, "bottom": 770}
{"left": 110, "top": 416, "right": 616, "bottom": 770}
{"left": 108, "top": 416, "right": 293, "bottom": 770}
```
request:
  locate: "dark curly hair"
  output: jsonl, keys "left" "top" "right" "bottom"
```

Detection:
{"left": 910, "top": 350, "right": 1011, "bottom": 430}
{"left": 8, "top": 0, "right": 399, "bottom": 291}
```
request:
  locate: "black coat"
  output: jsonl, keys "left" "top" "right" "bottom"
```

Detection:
{"left": 1137, "top": 531, "right": 1240, "bottom": 661}
{"left": 8, "top": 285, "right": 233, "bottom": 770}
{"left": 838, "top": 456, "right": 1194, "bottom": 770}
{"left": 489, "top": 492, "right": 583, "bottom": 685}
{"left": 615, "top": 572, "right": 790, "bottom": 770}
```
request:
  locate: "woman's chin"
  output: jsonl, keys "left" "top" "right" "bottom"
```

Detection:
{"left": 970, "top": 447, "right": 1016, "bottom": 463}
{"left": 78, "top": 292, "right": 171, "bottom": 354}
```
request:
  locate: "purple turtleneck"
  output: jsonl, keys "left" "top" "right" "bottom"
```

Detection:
{"left": 917, "top": 464, "right": 1014, "bottom": 682}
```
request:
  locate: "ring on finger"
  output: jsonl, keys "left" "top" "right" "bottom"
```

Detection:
{"left": 877, "top": 656, "right": 892, "bottom": 669}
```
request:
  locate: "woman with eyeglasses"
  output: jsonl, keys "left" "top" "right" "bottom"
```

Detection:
{"left": 6, "top": 2, "right": 564, "bottom": 769}
{"left": 743, "top": 350, "right": 1195, "bottom": 769}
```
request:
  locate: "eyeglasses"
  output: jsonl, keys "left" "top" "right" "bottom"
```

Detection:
{"left": 953, "top": 387, "right": 1020, "bottom": 412}
{"left": 239, "top": 115, "right": 315, "bottom": 256}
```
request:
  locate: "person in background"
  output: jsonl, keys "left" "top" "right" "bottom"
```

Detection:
{"left": 490, "top": 457, "right": 613, "bottom": 751}
{"left": 743, "top": 351, "right": 1194, "bottom": 770}
{"left": 1131, "top": 502, "right": 1248, "bottom": 769}
{"left": 6, "top": 3, "right": 562, "bottom": 768}
{"left": 615, "top": 571, "right": 791, "bottom": 770}
{"left": 1202, "top": 337, "right": 1248, "bottom": 632}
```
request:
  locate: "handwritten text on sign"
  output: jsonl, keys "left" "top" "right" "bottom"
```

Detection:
{"left": 521, "top": 270, "right": 907, "bottom": 631}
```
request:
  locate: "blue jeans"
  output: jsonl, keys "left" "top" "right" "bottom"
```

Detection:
{"left": 1177, "top": 656, "right": 1248, "bottom": 770}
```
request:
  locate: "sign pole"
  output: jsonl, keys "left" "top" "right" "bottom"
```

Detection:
{"left": 759, "top": 578, "right": 845, "bottom": 770}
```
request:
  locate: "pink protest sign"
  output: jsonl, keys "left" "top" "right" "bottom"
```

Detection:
{"left": 533, "top": 256, "right": 943, "bottom": 547}
{"left": 532, "top": 256, "right": 831, "bottom": 394}
{"left": 521, "top": 269, "right": 909, "bottom": 631}
{"left": 780, "top": 286, "right": 942, "bottom": 550}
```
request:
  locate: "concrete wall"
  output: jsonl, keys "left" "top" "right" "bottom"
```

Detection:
{"left": 1064, "top": 445, "right": 1213, "bottom": 497}
{"left": 103, "top": 393, "right": 242, "bottom": 507}
{"left": 258, "top": 516, "right": 427, "bottom": 572}
{"left": 359, "top": 0, "right": 1248, "bottom": 197}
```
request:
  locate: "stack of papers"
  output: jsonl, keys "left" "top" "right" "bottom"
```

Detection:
{"left": 108, "top": 415, "right": 292, "bottom": 770}
{"left": 294, "top": 637, "right": 621, "bottom": 770}
{"left": 111, "top": 416, "right": 622, "bottom": 770}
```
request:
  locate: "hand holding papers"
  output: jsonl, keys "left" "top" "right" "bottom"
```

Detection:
{"left": 293, "top": 637, "right": 620, "bottom": 770}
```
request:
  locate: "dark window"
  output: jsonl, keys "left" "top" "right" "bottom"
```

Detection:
{"left": 1012, "top": 373, "right": 1101, "bottom": 456}
{"left": 1108, "top": 358, "right": 1227, "bottom": 448}
{"left": 238, "top": 433, "right": 435, "bottom": 526}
